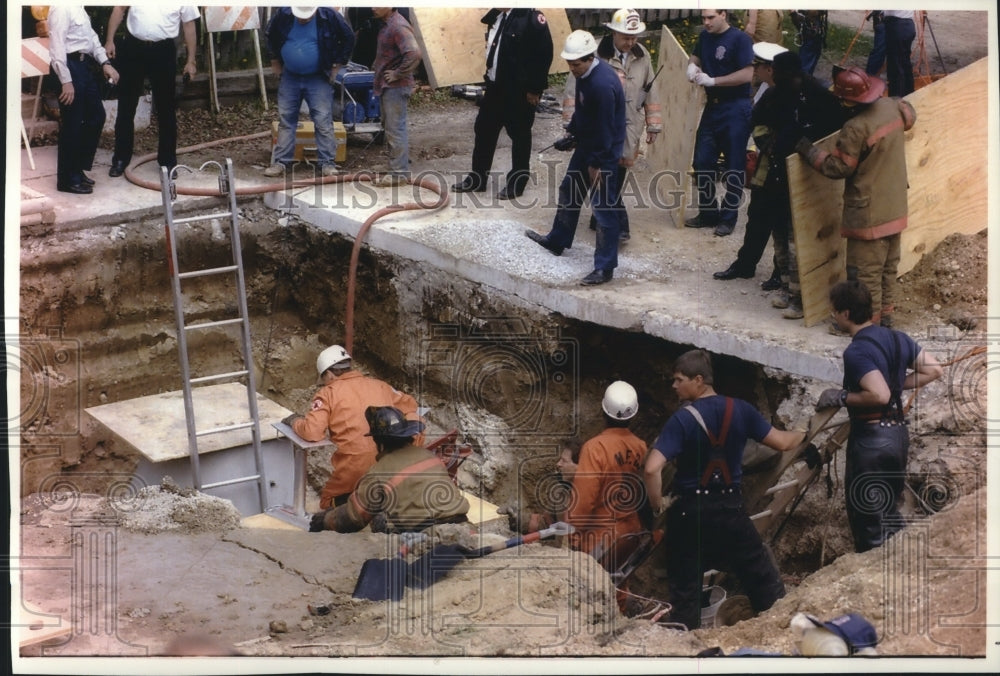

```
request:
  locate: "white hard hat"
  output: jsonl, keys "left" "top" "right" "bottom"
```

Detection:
{"left": 316, "top": 344, "right": 351, "bottom": 376}
{"left": 291, "top": 7, "right": 317, "bottom": 20}
{"left": 602, "top": 380, "right": 638, "bottom": 420}
{"left": 752, "top": 41, "right": 789, "bottom": 64}
{"left": 606, "top": 9, "right": 645, "bottom": 35}
{"left": 561, "top": 30, "right": 598, "bottom": 60}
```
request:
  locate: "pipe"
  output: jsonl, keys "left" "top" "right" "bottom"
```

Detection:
{"left": 123, "top": 132, "right": 451, "bottom": 356}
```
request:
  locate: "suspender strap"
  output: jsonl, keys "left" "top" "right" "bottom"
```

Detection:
{"left": 685, "top": 397, "right": 735, "bottom": 488}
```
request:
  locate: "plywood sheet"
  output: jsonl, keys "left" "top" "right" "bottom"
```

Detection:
{"left": 410, "top": 8, "right": 572, "bottom": 89}
{"left": 643, "top": 25, "right": 703, "bottom": 227}
{"left": 788, "top": 57, "right": 989, "bottom": 327}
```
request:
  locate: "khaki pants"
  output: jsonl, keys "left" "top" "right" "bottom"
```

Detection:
{"left": 847, "top": 234, "right": 901, "bottom": 318}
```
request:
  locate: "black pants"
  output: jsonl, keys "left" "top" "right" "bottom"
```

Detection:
{"left": 884, "top": 17, "right": 916, "bottom": 98}
{"left": 845, "top": 420, "right": 909, "bottom": 552}
{"left": 665, "top": 490, "right": 785, "bottom": 629}
{"left": 113, "top": 34, "right": 178, "bottom": 168}
{"left": 470, "top": 82, "right": 536, "bottom": 192}
{"left": 57, "top": 56, "right": 106, "bottom": 186}
{"left": 732, "top": 184, "right": 790, "bottom": 274}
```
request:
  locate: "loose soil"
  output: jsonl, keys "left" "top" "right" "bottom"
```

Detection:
{"left": 15, "top": 9, "right": 991, "bottom": 668}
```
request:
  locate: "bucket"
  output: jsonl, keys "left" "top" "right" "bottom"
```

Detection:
{"left": 700, "top": 585, "right": 726, "bottom": 628}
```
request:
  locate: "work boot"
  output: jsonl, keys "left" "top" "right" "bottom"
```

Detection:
{"left": 760, "top": 268, "right": 782, "bottom": 291}
{"left": 320, "top": 164, "right": 342, "bottom": 177}
{"left": 263, "top": 163, "right": 286, "bottom": 177}
{"left": 713, "top": 262, "right": 754, "bottom": 280}
{"left": 684, "top": 213, "right": 716, "bottom": 229}
{"left": 713, "top": 222, "right": 736, "bottom": 237}
{"left": 580, "top": 269, "right": 613, "bottom": 286}
{"left": 782, "top": 302, "right": 804, "bottom": 320}
{"left": 771, "top": 290, "right": 790, "bottom": 309}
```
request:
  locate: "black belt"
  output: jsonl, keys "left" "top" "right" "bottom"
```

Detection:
{"left": 67, "top": 51, "right": 91, "bottom": 61}
{"left": 127, "top": 33, "right": 173, "bottom": 45}
{"left": 707, "top": 95, "right": 741, "bottom": 106}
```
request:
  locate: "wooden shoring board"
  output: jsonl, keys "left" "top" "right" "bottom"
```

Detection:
{"left": 644, "top": 25, "right": 703, "bottom": 227}
{"left": 788, "top": 57, "right": 989, "bottom": 327}
{"left": 410, "top": 8, "right": 572, "bottom": 89}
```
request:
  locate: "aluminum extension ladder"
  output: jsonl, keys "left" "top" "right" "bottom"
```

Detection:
{"left": 159, "top": 159, "right": 268, "bottom": 512}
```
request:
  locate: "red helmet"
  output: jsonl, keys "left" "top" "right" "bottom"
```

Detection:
{"left": 832, "top": 66, "right": 885, "bottom": 104}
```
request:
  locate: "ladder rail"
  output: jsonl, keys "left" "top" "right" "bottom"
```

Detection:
{"left": 160, "top": 160, "right": 270, "bottom": 512}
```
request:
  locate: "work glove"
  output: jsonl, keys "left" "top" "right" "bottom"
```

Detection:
{"left": 553, "top": 135, "right": 577, "bottom": 152}
{"left": 686, "top": 62, "right": 702, "bottom": 82}
{"left": 281, "top": 413, "right": 302, "bottom": 427}
{"left": 309, "top": 509, "right": 330, "bottom": 532}
{"left": 497, "top": 505, "right": 532, "bottom": 533}
{"left": 370, "top": 512, "right": 389, "bottom": 533}
{"left": 693, "top": 72, "right": 716, "bottom": 87}
{"left": 794, "top": 136, "right": 814, "bottom": 157}
{"left": 817, "top": 388, "right": 847, "bottom": 410}
{"left": 802, "top": 443, "right": 822, "bottom": 469}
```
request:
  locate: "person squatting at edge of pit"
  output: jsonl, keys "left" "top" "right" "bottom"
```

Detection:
{"left": 282, "top": 344, "right": 423, "bottom": 510}
{"left": 644, "top": 349, "right": 805, "bottom": 630}
{"left": 309, "top": 406, "right": 470, "bottom": 533}
{"left": 821, "top": 280, "right": 942, "bottom": 553}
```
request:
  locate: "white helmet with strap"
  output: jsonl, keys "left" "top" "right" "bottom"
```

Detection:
{"left": 316, "top": 344, "right": 351, "bottom": 376}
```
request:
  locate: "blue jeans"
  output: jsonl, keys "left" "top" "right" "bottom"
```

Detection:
{"left": 380, "top": 86, "right": 411, "bottom": 176}
{"left": 692, "top": 98, "right": 751, "bottom": 226}
{"left": 273, "top": 71, "right": 338, "bottom": 169}
{"left": 546, "top": 148, "right": 622, "bottom": 272}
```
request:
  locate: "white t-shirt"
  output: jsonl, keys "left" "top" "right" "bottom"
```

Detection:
{"left": 126, "top": 6, "right": 200, "bottom": 41}
{"left": 883, "top": 11, "right": 915, "bottom": 21}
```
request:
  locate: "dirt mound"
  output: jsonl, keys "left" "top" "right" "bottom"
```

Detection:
{"left": 115, "top": 477, "right": 243, "bottom": 534}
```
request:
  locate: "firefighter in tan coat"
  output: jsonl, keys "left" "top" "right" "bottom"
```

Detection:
{"left": 795, "top": 66, "right": 916, "bottom": 328}
{"left": 562, "top": 9, "right": 662, "bottom": 241}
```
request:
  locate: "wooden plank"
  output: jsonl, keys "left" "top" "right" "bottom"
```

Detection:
{"left": 19, "top": 601, "right": 72, "bottom": 649}
{"left": 788, "top": 57, "right": 989, "bottom": 327}
{"left": 410, "top": 8, "right": 572, "bottom": 89}
{"left": 643, "top": 25, "right": 703, "bottom": 227}
{"left": 897, "top": 57, "right": 988, "bottom": 275}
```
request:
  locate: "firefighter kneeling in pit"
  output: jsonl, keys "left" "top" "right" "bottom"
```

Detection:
{"left": 309, "top": 406, "right": 470, "bottom": 534}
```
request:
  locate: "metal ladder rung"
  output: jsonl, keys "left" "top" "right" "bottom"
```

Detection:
{"left": 195, "top": 420, "right": 256, "bottom": 437}
{"left": 764, "top": 479, "right": 800, "bottom": 496}
{"left": 189, "top": 369, "right": 250, "bottom": 385}
{"left": 178, "top": 265, "right": 239, "bottom": 280}
{"left": 172, "top": 211, "right": 234, "bottom": 226}
{"left": 202, "top": 474, "right": 262, "bottom": 490}
{"left": 184, "top": 317, "right": 245, "bottom": 331}
{"left": 749, "top": 510, "right": 772, "bottom": 521}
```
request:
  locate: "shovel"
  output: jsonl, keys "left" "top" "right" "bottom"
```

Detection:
{"left": 406, "top": 521, "right": 575, "bottom": 591}
{"left": 351, "top": 532, "right": 427, "bottom": 601}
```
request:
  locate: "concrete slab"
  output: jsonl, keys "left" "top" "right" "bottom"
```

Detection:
{"left": 20, "top": 142, "right": 848, "bottom": 382}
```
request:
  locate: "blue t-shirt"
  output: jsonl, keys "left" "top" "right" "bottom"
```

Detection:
{"left": 695, "top": 26, "right": 754, "bottom": 99}
{"left": 281, "top": 16, "right": 321, "bottom": 75}
{"left": 843, "top": 325, "right": 920, "bottom": 398}
{"left": 652, "top": 395, "right": 772, "bottom": 490}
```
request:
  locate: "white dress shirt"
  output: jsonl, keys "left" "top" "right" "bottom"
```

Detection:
{"left": 47, "top": 6, "right": 109, "bottom": 84}
{"left": 125, "top": 6, "right": 200, "bottom": 42}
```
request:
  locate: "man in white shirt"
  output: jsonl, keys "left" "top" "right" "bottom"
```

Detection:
{"left": 104, "top": 6, "right": 199, "bottom": 175}
{"left": 48, "top": 6, "right": 120, "bottom": 193}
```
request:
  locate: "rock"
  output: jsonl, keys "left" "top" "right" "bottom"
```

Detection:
{"left": 948, "top": 315, "right": 978, "bottom": 331}
{"left": 269, "top": 619, "right": 287, "bottom": 634}
{"left": 299, "top": 619, "right": 314, "bottom": 631}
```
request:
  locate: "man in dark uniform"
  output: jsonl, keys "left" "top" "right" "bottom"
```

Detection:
{"left": 820, "top": 280, "right": 942, "bottom": 552}
{"left": 452, "top": 8, "right": 553, "bottom": 199}
{"left": 523, "top": 30, "right": 626, "bottom": 286}
{"left": 309, "top": 406, "right": 469, "bottom": 534}
{"left": 683, "top": 9, "right": 755, "bottom": 237}
{"left": 644, "top": 349, "right": 805, "bottom": 630}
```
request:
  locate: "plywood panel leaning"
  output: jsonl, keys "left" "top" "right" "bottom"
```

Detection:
{"left": 787, "top": 57, "right": 989, "bottom": 327}
{"left": 644, "top": 25, "right": 703, "bottom": 227}
{"left": 410, "top": 8, "right": 572, "bottom": 89}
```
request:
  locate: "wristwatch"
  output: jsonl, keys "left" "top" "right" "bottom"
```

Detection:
{"left": 839, "top": 389, "right": 849, "bottom": 407}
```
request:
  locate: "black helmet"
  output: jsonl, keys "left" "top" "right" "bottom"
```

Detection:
{"left": 364, "top": 406, "right": 424, "bottom": 440}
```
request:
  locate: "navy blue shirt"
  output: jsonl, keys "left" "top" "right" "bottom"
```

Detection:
{"left": 652, "top": 395, "right": 772, "bottom": 490}
{"left": 566, "top": 58, "right": 626, "bottom": 168}
{"left": 843, "top": 325, "right": 920, "bottom": 415}
{"left": 694, "top": 26, "right": 754, "bottom": 99}
{"left": 281, "top": 16, "right": 321, "bottom": 74}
